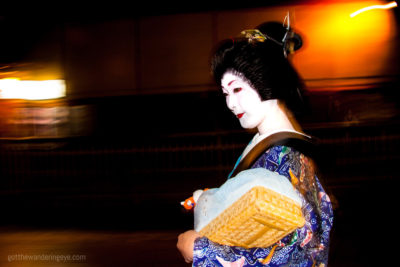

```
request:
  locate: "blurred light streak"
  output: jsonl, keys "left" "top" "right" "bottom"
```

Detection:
{"left": 350, "top": 1, "right": 397, "bottom": 18}
{"left": 0, "top": 79, "right": 65, "bottom": 100}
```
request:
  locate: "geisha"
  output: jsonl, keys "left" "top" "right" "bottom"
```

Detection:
{"left": 177, "top": 21, "right": 334, "bottom": 267}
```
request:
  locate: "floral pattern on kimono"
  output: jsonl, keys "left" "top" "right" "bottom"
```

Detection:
{"left": 192, "top": 145, "right": 333, "bottom": 267}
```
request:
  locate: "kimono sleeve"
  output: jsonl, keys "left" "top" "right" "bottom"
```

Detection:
{"left": 252, "top": 145, "right": 334, "bottom": 265}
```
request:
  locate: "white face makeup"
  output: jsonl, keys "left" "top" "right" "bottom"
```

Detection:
{"left": 221, "top": 71, "right": 271, "bottom": 131}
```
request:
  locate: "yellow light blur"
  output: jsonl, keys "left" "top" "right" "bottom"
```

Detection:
{"left": 0, "top": 78, "right": 66, "bottom": 100}
{"left": 350, "top": 1, "right": 397, "bottom": 17}
{"left": 292, "top": 0, "right": 398, "bottom": 88}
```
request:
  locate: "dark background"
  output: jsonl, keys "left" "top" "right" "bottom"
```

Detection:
{"left": 0, "top": 1, "right": 400, "bottom": 266}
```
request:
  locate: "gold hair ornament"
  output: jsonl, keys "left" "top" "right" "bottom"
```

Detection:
{"left": 240, "top": 29, "right": 283, "bottom": 46}
{"left": 240, "top": 12, "right": 301, "bottom": 58}
{"left": 241, "top": 29, "right": 267, "bottom": 43}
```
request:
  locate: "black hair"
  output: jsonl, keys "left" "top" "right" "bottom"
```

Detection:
{"left": 211, "top": 21, "right": 306, "bottom": 116}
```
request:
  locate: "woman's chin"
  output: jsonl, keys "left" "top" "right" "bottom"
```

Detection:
{"left": 239, "top": 122, "right": 257, "bottom": 130}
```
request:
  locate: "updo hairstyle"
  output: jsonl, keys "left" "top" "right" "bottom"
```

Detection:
{"left": 211, "top": 21, "right": 306, "bottom": 116}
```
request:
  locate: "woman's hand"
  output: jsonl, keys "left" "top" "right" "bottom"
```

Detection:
{"left": 177, "top": 230, "right": 201, "bottom": 263}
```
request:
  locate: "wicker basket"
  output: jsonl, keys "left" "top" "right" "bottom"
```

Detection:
{"left": 198, "top": 186, "right": 305, "bottom": 248}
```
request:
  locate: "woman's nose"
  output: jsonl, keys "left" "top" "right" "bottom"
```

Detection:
{"left": 226, "top": 94, "right": 238, "bottom": 111}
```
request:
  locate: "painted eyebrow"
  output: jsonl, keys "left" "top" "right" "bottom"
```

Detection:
{"left": 221, "top": 79, "right": 237, "bottom": 90}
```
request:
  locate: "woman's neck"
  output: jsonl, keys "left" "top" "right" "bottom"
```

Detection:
{"left": 256, "top": 101, "right": 302, "bottom": 136}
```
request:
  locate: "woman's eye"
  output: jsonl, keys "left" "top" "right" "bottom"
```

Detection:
{"left": 233, "top": 87, "right": 242, "bottom": 93}
{"left": 222, "top": 92, "right": 228, "bottom": 97}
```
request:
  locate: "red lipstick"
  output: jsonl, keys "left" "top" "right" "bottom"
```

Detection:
{"left": 236, "top": 113, "right": 244, "bottom": 119}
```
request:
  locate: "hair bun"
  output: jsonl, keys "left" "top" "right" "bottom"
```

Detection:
{"left": 284, "top": 32, "right": 303, "bottom": 53}
{"left": 256, "top": 21, "right": 302, "bottom": 55}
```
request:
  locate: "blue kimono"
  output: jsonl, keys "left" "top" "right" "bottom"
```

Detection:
{"left": 192, "top": 141, "right": 334, "bottom": 266}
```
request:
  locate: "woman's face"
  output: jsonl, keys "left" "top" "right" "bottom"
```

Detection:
{"left": 221, "top": 71, "right": 270, "bottom": 130}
